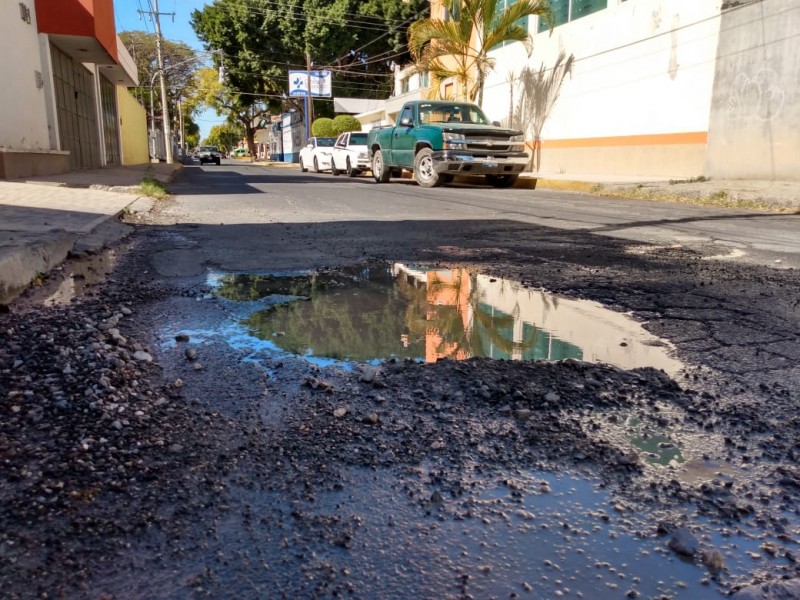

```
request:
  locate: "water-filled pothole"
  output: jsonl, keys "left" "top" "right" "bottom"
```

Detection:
{"left": 209, "top": 263, "right": 682, "bottom": 373}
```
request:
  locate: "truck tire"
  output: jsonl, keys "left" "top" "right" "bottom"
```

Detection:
{"left": 372, "top": 150, "right": 391, "bottom": 183}
{"left": 414, "top": 148, "right": 444, "bottom": 188}
{"left": 485, "top": 174, "right": 518, "bottom": 188}
{"left": 346, "top": 158, "right": 359, "bottom": 177}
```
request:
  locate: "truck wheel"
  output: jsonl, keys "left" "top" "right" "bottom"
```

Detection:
{"left": 372, "top": 150, "right": 391, "bottom": 183}
{"left": 485, "top": 174, "right": 519, "bottom": 188}
{"left": 414, "top": 148, "right": 444, "bottom": 188}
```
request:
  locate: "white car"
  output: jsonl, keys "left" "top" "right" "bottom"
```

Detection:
{"left": 299, "top": 137, "right": 336, "bottom": 173}
{"left": 330, "top": 132, "right": 370, "bottom": 177}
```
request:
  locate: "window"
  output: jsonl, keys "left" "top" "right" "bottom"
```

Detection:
{"left": 538, "top": 0, "right": 606, "bottom": 32}
{"left": 401, "top": 77, "right": 410, "bottom": 94}
{"left": 492, "top": 0, "right": 530, "bottom": 50}
{"left": 400, "top": 106, "right": 414, "bottom": 125}
{"left": 444, "top": 82, "right": 454, "bottom": 100}
{"left": 420, "top": 71, "right": 430, "bottom": 88}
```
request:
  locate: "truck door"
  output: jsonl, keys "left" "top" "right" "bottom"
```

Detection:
{"left": 392, "top": 105, "right": 416, "bottom": 168}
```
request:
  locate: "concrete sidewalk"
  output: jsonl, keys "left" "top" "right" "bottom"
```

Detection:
{"left": 1, "top": 160, "right": 797, "bottom": 305}
{"left": 0, "top": 163, "right": 180, "bottom": 304}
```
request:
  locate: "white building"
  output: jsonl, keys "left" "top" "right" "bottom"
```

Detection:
{"left": 365, "top": 0, "right": 798, "bottom": 181}
{"left": 0, "top": 0, "right": 143, "bottom": 179}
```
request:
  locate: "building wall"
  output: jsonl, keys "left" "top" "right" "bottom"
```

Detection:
{"left": 117, "top": 87, "right": 149, "bottom": 165}
{"left": 0, "top": 1, "right": 52, "bottom": 151}
{"left": 482, "top": 0, "right": 722, "bottom": 177}
{"left": 705, "top": 0, "right": 800, "bottom": 180}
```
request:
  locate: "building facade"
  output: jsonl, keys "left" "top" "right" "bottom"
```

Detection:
{"left": 0, "top": 0, "right": 143, "bottom": 179}
{"left": 409, "top": 0, "right": 798, "bottom": 180}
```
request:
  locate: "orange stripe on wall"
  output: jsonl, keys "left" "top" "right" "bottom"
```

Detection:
{"left": 534, "top": 132, "right": 708, "bottom": 150}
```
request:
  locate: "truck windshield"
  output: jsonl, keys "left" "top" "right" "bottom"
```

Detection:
{"left": 418, "top": 103, "right": 489, "bottom": 125}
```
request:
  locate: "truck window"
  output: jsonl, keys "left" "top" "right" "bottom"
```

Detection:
{"left": 400, "top": 106, "right": 414, "bottom": 125}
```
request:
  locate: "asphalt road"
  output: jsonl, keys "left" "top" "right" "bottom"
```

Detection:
{"left": 157, "top": 161, "right": 800, "bottom": 269}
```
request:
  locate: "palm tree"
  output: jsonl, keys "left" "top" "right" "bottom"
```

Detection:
{"left": 408, "top": 0, "right": 552, "bottom": 106}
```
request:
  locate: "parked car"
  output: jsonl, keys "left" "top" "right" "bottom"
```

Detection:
{"left": 330, "top": 132, "right": 370, "bottom": 177}
{"left": 299, "top": 137, "right": 336, "bottom": 173}
{"left": 197, "top": 145, "right": 221, "bottom": 165}
{"left": 367, "top": 100, "right": 528, "bottom": 188}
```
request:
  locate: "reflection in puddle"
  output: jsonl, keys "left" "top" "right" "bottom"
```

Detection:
{"left": 213, "top": 263, "right": 682, "bottom": 373}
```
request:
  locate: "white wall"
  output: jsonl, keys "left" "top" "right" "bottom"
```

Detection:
{"left": 483, "top": 0, "right": 722, "bottom": 141}
{"left": 0, "top": 1, "right": 51, "bottom": 150}
{"left": 705, "top": 0, "right": 800, "bottom": 180}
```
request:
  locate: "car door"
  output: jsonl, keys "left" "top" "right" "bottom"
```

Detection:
{"left": 333, "top": 133, "right": 348, "bottom": 170}
{"left": 392, "top": 105, "right": 416, "bottom": 168}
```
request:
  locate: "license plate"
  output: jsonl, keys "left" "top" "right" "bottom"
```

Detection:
{"left": 484, "top": 161, "right": 497, "bottom": 168}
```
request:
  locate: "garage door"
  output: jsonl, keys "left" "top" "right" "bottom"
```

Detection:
{"left": 51, "top": 44, "right": 100, "bottom": 170}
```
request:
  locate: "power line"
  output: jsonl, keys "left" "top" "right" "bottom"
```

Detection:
{"left": 190, "top": 0, "right": 425, "bottom": 35}
{"left": 182, "top": 0, "right": 424, "bottom": 32}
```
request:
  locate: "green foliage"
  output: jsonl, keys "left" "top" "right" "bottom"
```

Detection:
{"left": 409, "top": 0, "right": 551, "bottom": 105}
{"left": 332, "top": 115, "right": 362, "bottom": 134}
{"left": 204, "top": 122, "right": 245, "bottom": 152}
{"left": 312, "top": 118, "right": 337, "bottom": 137}
{"left": 119, "top": 31, "right": 198, "bottom": 115}
{"left": 190, "top": 0, "right": 428, "bottom": 119}
{"left": 139, "top": 177, "right": 169, "bottom": 200}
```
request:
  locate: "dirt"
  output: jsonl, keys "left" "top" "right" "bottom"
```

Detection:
{"left": 1, "top": 213, "right": 800, "bottom": 599}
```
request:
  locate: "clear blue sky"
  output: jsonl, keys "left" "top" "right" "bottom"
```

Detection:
{"left": 114, "top": 0, "right": 225, "bottom": 141}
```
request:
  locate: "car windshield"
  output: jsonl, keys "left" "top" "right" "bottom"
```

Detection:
{"left": 200, "top": 146, "right": 218, "bottom": 152}
{"left": 348, "top": 133, "right": 368, "bottom": 145}
{"left": 316, "top": 138, "right": 335, "bottom": 147}
{"left": 418, "top": 103, "right": 490, "bottom": 125}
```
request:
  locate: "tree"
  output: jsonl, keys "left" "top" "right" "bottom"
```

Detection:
{"left": 408, "top": 0, "right": 551, "bottom": 106}
{"left": 191, "top": 67, "right": 270, "bottom": 158}
{"left": 190, "top": 0, "right": 428, "bottom": 126}
{"left": 120, "top": 31, "right": 200, "bottom": 134}
{"left": 205, "top": 122, "right": 245, "bottom": 153}
{"left": 332, "top": 115, "right": 362, "bottom": 134}
{"left": 312, "top": 118, "right": 337, "bottom": 137}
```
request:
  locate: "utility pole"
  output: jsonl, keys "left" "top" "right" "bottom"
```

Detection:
{"left": 305, "top": 51, "right": 313, "bottom": 140}
{"left": 140, "top": 0, "right": 175, "bottom": 163}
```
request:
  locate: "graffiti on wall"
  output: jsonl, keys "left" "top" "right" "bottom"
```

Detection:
{"left": 726, "top": 69, "right": 785, "bottom": 122}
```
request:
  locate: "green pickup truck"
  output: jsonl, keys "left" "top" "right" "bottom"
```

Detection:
{"left": 367, "top": 100, "right": 529, "bottom": 188}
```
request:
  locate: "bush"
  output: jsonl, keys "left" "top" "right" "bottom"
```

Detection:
{"left": 312, "top": 118, "right": 337, "bottom": 137}
{"left": 332, "top": 115, "right": 362, "bottom": 135}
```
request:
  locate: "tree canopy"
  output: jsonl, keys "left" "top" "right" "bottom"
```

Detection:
{"left": 120, "top": 31, "right": 201, "bottom": 150}
{"left": 190, "top": 0, "right": 428, "bottom": 123}
{"left": 408, "top": 0, "right": 551, "bottom": 106}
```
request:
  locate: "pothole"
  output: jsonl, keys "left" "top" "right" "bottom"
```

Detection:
{"left": 199, "top": 263, "right": 683, "bottom": 373}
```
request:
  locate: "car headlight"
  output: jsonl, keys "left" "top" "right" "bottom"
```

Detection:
{"left": 443, "top": 132, "right": 466, "bottom": 149}
{"left": 358, "top": 152, "right": 368, "bottom": 159}
{"left": 510, "top": 134, "right": 524, "bottom": 142}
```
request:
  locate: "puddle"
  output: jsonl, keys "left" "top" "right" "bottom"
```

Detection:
{"left": 208, "top": 263, "right": 682, "bottom": 373}
{"left": 8, "top": 249, "right": 118, "bottom": 309}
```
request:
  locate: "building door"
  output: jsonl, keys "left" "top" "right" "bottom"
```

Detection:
{"left": 51, "top": 44, "right": 100, "bottom": 170}
{"left": 99, "top": 76, "right": 120, "bottom": 165}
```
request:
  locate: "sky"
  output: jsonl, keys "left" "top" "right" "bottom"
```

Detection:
{"left": 113, "top": 0, "right": 225, "bottom": 141}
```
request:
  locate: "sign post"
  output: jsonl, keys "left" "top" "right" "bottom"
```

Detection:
{"left": 288, "top": 70, "right": 332, "bottom": 140}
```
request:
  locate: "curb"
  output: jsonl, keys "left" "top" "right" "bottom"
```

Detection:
{"left": 0, "top": 232, "right": 77, "bottom": 304}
